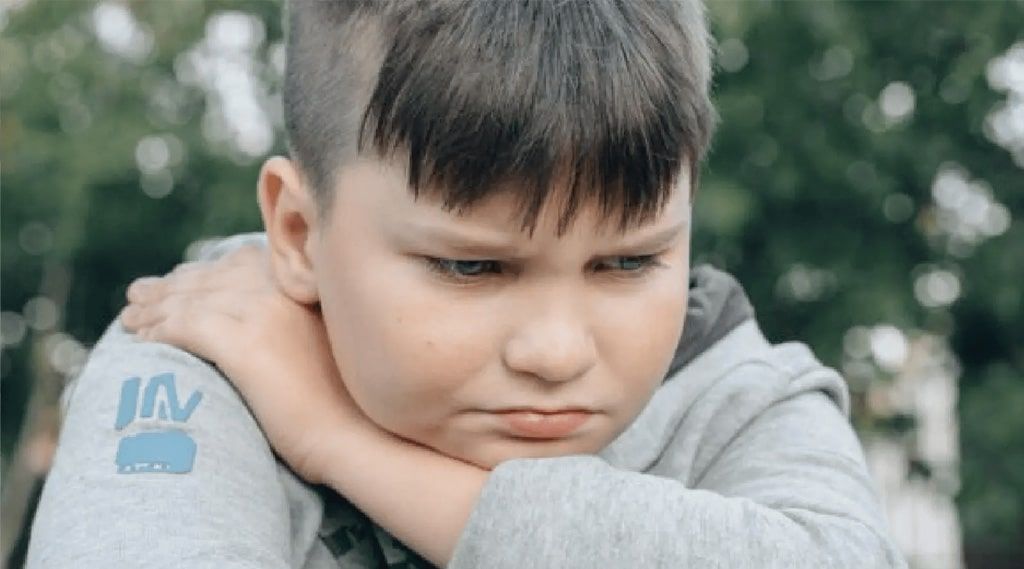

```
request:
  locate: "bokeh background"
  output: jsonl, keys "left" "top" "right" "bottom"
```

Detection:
{"left": 1, "top": 0, "right": 1021, "bottom": 567}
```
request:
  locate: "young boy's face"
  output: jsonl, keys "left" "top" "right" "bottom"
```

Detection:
{"left": 298, "top": 157, "right": 691, "bottom": 470}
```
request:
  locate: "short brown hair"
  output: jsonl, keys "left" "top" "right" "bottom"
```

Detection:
{"left": 284, "top": 0, "right": 717, "bottom": 233}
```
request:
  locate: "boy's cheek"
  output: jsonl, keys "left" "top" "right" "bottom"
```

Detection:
{"left": 602, "top": 279, "right": 687, "bottom": 353}
{"left": 337, "top": 318, "right": 491, "bottom": 427}
{"left": 600, "top": 291, "right": 688, "bottom": 410}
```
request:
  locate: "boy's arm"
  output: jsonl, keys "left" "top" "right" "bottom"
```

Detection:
{"left": 24, "top": 323, "right": 322, "bottom": 568}
{"left": 443, "top": 389, "right": 906, "bottom": 569}
{"left": 323, "top": 386, "right": 906, "bottom": 569}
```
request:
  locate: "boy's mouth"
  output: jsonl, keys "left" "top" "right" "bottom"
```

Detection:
{"left": 492, "top": 409, "right": 593, "bottom": 439}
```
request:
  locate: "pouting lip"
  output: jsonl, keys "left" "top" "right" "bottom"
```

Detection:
{"left": 490, "top": 407, "right": 595, "bottom": 415}
{"left": 493, "top": 408, "right": 594, "bottom": 440}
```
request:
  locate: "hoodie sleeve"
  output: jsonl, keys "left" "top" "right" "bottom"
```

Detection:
{"left": 23, "top": 325, "right": 323, "bottom": 568}
{"left": 446, "top": 381, "right": 907, "bottom": 568}
{"left": 25, "top": 234, "right": 326, "bottom": 569}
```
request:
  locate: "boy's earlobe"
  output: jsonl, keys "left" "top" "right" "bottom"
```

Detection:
{"left": 257, "top": 156, "right": 320, "bottom": 305}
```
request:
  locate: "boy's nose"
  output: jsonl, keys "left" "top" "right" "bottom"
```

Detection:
{"left": 501, "top": 300, "right": 597, "bottom": 384}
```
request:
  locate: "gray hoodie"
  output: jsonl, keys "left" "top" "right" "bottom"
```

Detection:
{"left": 25, "top": 233, "right": 907, "bottom": 568}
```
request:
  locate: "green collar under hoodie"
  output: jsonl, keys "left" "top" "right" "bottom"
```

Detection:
{"left": 26, "top": 233, "right": 906, "bottom": 569}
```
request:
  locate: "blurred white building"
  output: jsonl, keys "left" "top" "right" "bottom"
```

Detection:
{"left": 864, "top": 334, "right": 965, "bottom": 569}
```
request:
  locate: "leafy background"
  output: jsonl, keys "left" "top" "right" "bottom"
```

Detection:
{"left": 1, "top": 1, "right": 1021, "bottom": 567}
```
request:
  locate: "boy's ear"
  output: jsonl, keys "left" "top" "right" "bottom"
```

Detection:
{"left": 257, "top": 156, "right": 320, "bottom": 305}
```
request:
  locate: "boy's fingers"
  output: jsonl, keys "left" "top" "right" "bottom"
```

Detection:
{"left": 169, "top": 261, "right": 204, "bottom": 275}
{"left": 139, "top": 299, "right": 239, "bottom": 364}
{"left": 124, "top": 288, "right": 253, "bottom": 333}
{"left": 167, "top": 261, "right": 267, "bottom": 296}
{"left": 119, "top": 308, "right": 145, "bottom": 333}
{"left": 125, "top": 276, "right": 166, "bottom": 303}
{"left": 126, "top": 262, "right": 216, "bottom": 301}
{"left": 120, "top": 301, "right": 167, "bottom": 332}
{"left": 118, "top": 305, "right": 139, "bottom": 329}
{"left": 126, "top": 248, "right": 271, "bottom": 303}
{"left": 161, "top": 265, "right": 239, "bottom": 296}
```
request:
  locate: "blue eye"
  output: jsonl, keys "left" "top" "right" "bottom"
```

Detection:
{"left": 426, "top": 258, "right": 503, "bottom": 280}
{"left": 424, "top": 255, "right": 662, "bottom": 284}
{"left": 598, "top": 256, "right": 659, "bottom": 275}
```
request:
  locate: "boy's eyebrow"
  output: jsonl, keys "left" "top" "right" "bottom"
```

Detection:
{"left": 406, "top": 220, "right": 688, "bottom": 257}
{"left": 611, "top": 221, "right": 689, "bottom": 252}
{"left": 405, "top": 222, "right": 524, "bottom": 257}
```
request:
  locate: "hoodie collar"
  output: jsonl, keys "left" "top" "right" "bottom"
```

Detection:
{"left": 664, "top": 264, "right": 755, "bottom": 381}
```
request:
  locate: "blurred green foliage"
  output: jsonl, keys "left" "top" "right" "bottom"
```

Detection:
{"left": 1, "top": 0, "right": 1022, "bottom": 565}
{"left": 703, "top": 4, "right": 1023, "bottom": 565}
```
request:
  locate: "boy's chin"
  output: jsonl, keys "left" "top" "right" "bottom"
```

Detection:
{"left": 450, "top": 437, "right": 606, "bottom": 472}
{"left": 377, "top": 422, "right": 607, "bottom": 471}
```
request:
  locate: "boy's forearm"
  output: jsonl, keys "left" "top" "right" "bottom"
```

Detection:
{"left": 322, "top": 423, "right": 489, "bottom": 568}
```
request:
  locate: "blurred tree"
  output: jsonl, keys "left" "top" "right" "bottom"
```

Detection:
{"left": 1, "top": 0, "right": 1021, "bottom": 567}
{"left": 702, "top": 2, "right": 1023, "bottom": 566}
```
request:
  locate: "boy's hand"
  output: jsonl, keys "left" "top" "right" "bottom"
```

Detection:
{"left": 119, "top": 245, "right": 370, "bottom": 484}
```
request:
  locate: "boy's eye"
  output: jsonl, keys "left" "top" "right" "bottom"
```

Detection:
{"left": 596, "top": 255, "right": 659, "bottom": 275}
{"left": 426, "top": 258, "right": 503, "bottom": 280}
{"left": 423, "top": 255, "right": 662, "bottom": 283}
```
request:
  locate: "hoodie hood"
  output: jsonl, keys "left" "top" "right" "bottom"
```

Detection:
{"left": 665, "top": 264, "right": 755, "bottom": 380}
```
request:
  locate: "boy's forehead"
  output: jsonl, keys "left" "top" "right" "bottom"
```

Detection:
{"left": 380, "top": 164, "right": 692, "bottom": 237}
{"left": 349, "top": 154, "right": 691, "bottom": 237}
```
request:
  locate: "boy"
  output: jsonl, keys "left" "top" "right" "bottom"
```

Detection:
{"left": 26, "top": 1, "right": 907, "bottom": 567}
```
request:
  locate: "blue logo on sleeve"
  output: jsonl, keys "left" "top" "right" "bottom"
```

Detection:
{"left": 115, "top": 430, "right": 197, "bottom": 474}
{"left": 114, "top": 372, "right": 203, "bottom": 474}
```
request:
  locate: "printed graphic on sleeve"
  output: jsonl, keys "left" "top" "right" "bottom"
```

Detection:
{"left": 114, "top": 372, "right": 203, "bottom": 474}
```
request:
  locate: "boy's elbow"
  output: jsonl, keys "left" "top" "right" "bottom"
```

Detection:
{"left": 846, "top": 524, "right": 907, "bottom": 569}
{"left": 787, "top": 511, "right": 908, "bottom": 569}
{"left": 774, "top": 509, "right": 905, "bottom": 564}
